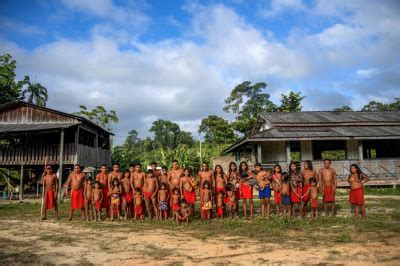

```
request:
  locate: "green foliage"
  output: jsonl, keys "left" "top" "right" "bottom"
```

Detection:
{"left": 0, "top": 54, "right": 25, "bottom": 104}
{"left": 361, "top": 100, "right": 398, "bottom": 111}
{"left": 22, "top": 77, "right": 48, "bottom": 107}
{"left": 279, "top": 91, "right": 305, "bottom": 112}
{"left": 150, "top": 119, "right": 193, "bottom": 149}
{"left": 74, "top": 105, "right": 118, "bottom": 131}
{"left": 198, "top": 115, "right": 236, "bottom": 144}
{"left": 333, "top": 105, "right": 353, "bottom": 112}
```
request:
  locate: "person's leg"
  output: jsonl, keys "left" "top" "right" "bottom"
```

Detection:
{"left": 260, "top": 198, "right": 265, "bottom": 217}
{"left": 54, "top": 201, "right": 59, "bottom": 219}
{"left": 85, "top": 202, "right": 89, "bottom": 221}
{"left": 68, "top": 205, "right": 74, "bottom": 221}
{"left": 242, "top": 199, "right": 247, "bottom": 218}
{"left": 331, "top": 201, "right": 335, "bottom": 217}
{"left": 361, "top": 204, "right": 366, "bottom": 218}
{"left": 324, "top": 202, "right": 328, "bottom": 217}
{"left": 151, "top": 198, "right": 158, "bottom": 219}
{"left": 354, "top": 204, "right": 359, "bottom": 218}
{"left": 266, "top": 198, "right": 270, "bottom": 218}
{"left": 144, "top": 198, "right": 151, "bottom": 219}
{"left": 249, "top": 198, "right": 253, "bottom": 218}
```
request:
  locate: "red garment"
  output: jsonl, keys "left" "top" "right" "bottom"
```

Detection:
{"left": 349, "top": 187, "right": 364, "bottom": 205}
{"left": 235, "top": 188, "right": 241, "bottom": 201}
{"left": 216, "top": 207, "right": 224, "bottom": 217}
{"left": 123, "top": 192, "right": 133, "bottom": 204}
{"left": 172, "top": 203, "right": 180, "bottom": 212}
{"left": 202, "top": 209, "right": 210, "bottom": 219}
{"left": 184, "top": 191, "right": 196, "bottom": 204}
{"left": 240, "top": 183, "right": 253, "bottom": 199}
{"left": 274, "top": 190, "right": 281, "bottom": 205}
{"left": 45, "top": 190, "right": 55, "bottom": 210}
{"left": 302, "top": 183, "right": 311, "bottom": 202}
{"left": 135, "top": 204, "right": 143, "bottom": 216}
{"left": 95, "top": 200, "right": 101, "bottom": 211}
{"left": 323, "top": 186, "right": 335, "bottom": 203}
{"left": 71, "top": 189, "right": 84, "bottom": 210}
{"left": 311, "top": 198, "right": 318, "bottom": 209}
{"left": 143, "top": 191, "right": 153, "bottom": 198}
{"left": 101, "top": 187, "right": 109, "bottom": 209}
{"left": 290, "top": 186, "right": 302, "bottom": 203}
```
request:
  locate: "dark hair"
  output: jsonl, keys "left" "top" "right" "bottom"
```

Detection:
{"left": 160, "top": 182, "right": 167, "bottom": 189}
{"left": 305, "top": 160, "right": 313, "bottom": 170}
{"left": 350, "top": 164, "right": 363, "bottom": 180}
{"left": 225, "top": 183, "right": 233, "bottom": 191}
{"left": 239, "top": 161, "right": 249, "bottom": 177}
{"left": 228, "top": 162, "right": 237, "bottom": 173}
{"left": 173, "top": 187, "right": 180, "bottom": 194}
{"left": 113, "top": 163, "right": 120, "bottom": 167}
{"left": 309, "top": 177, "right": 317, "bottom": 184}
{"left": 101, "top": 164, "right": 107, "bottom": 167}
{"left": 124, "top": 171, "right": 130, "bottom": 176}
{"left": 218, "top": 190, "right": 225, "bottom": 197}
{"left": 203, "top": 180, "right": 210, "bottom": 189}
{"left": 289, "top": 162, "right": 298, "bottom": 175}
{"left": 147, "top": 169, "right": 153, "bottom": 175}
{"left": 162, "top": 166, "right": 168, "bottom": 170}
{"left": 135, "top": 187, "right": 142, "bottom": 193}
{"left": 180, "top": 198, "right": 187, "bottom": 204}
{"left": 94, "top": 181, "right": 101, "bottom": 186}
{"left": 74, "top": 164, "right": 81, "bottom": 168}
{"left": 273, "top": 164, "right": 282, "bottom": 174}
{"left": 129, "top": 163, "right": 136, "bottom": 167}
{"left": 213, "top": 165, "right": 224, "bottom": 179}
{"left": 112, "top": 178, "right": 119, "bottom": 187}
{"left": 283, "top": 173, "right": 290, "bottom": 182}
{"left": 324, "top": 159, "right": 332, "bottom": 163}
{"left": 255, "top": 162, "right": 262, "bottom": 167}
{"left": 172, "top": 159, "right": 178, "bottom": 163}
{"left": 136, "top": 163, "right": 141, "bottom": 167}
{"left": 151, "top": 162, "right": 157, "bottom": 166}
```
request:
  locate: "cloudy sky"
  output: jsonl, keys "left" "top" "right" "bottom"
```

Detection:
{"left": 1, "top": 0, "right": 399, "bottom": 144}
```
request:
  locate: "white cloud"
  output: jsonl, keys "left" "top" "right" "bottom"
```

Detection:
{"left": 356, "top": 68, "right": 380, "bottom": 78}
{"left": 0, "top": 17, "right": 45, "bottom": 36}
{"left": 260, "top": 0, "right": 307, "bottom": 17}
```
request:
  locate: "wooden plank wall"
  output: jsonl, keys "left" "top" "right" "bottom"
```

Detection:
{"left": 0, "top": 105, "right": 77, "bottom": 123}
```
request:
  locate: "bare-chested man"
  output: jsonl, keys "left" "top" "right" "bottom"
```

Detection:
{"left": 121, "top": 171, "right": 133, "bottom": 220}
{"left": 159, "top": 166, "right": 169, "bottom": 186}
{"left": 132, "top": 163, "right": 146, "bottom": 190}
{"left": 150, "top": 162, "right": 161, "bottom": 180}
{"left": 41, "top": 165, "right": 59, "bottom": 220}
{"left": 168, "top": 160, "right": 183, "bottom": 191}
{"left": 301, "top": 160, "right": 318, "bottom": 217}
{"left": 181, "top": 168, "right": 198, "bottom": 215}
{"left": 96, "top": 164, "right": 109, "bottom": 216}
{"left": 108, "top": 163, "right": 123, "bottom": 191}
{"left": 143, "top": 169, "right": 159, "bottom": 219}
{"left": 318, "top": 159, "right": 337, "bottom": 217}
{"left": 198, "top": 162, "right": 214, "bottom": 219}
{"left": 65, "top": 164, "right": 86, "bottom": 221}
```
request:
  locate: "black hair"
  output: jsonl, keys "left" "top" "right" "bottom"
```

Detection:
{"left": 288, "top": 162, "right": 298, "bottom": 175}
{"left": 218, "top": 190, "right": 225, "bottom": 197}
{"left": 112, "top": 177, "right": 119, "bottom": 187}
{"left": 147, "top": 169, "right": 153, "bottom": 175}
{"left": 324, "top": 159, "right": 332, "bottom": 163}
{"left": 203, "top": 180, "right": 210, "bottom": 189}
{"left": 160, "top": 182, "right": 167, "bottom": 189}
{"left": 113, "top": 163, "right": 120, "bottom": 167}
{"left": 213, "top": 165, "right": 224, "bottom": 179}
{"left": 74, "top": 164, "right": 81, "bottom": 168}
{"left": 173, "top": 187, "right": 180, "bottom": 194}
{"left": 305, "top": 160, "right": 313, "bottom": 170}
{"left": 129, "top": 163, "right": 136, "bottom": 167}
{"left": 283, "top": 173, "right": 290, "bottom": 182}
{"left": 161, "top": 166, "right": 168, "bottom": 170}
{"left": 151, "top": 162, "right": 158, "bottom": 166}
{"left": 225, "top": 182, "right": 233, "bottom": 191}
{"left": 101, "top": 164, "right": 107, "bottom": 167}
{"left": 136, "top": 163, "right": 142, "bottom": 167}
{"left": 350, "top": 164, "right": 363, "bottom": 180}
{"left": 94, "top": 181, "right": 101, "bottom": 186}
{"left": 309, "top": 177, "right": 317, "bottom": 184}
{"left": 135, "top": 187, "right": 142, "bottom": 193}
{"left": 180, "top": 198, "right": 187, "bottom": 204}
{"left": 172, "top": 159, "right": 178, "bottom": 163}
{"left": 273, "top": 164, "right": 282, "bottom": 174}
{"left": 255, "top": 162, "right": 262, "bottom": 167}
{"left": 228, "top": 162, "right": 237, "bottom": 173}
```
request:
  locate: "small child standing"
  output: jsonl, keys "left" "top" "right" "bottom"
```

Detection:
{"left": 134, "top": 188, "right": 144, "bottom": 220}
{"left": 175, "top": 199, "right": 191, "bottom": 224}
{"left": 302, "top": 177, "right": 318, "bottom": 219}
{"left": 226, "top": 183, "right": 237, "bottom": 219}
{"left": 110, "top": 178, "right": 122, "bottom": 221}
{"left": 201, "top": 181, "right": 212, "bottom": 220}
{"left": 281, "top": 174, "right": 291, "bottom": 219}
{"left": 158, "top": 182, "right": 169, "bottom": 220}
{"left": 84, "top": 180, "right": 93, "bottom": 221}
{"left": 171, "top": 188, "right": 181, "bottom": 221}
{"left": 216, "top": 191, "right": 225, "bottom": 218}
{"left": 92, "top": 181, "right": 103, "bottom": 221}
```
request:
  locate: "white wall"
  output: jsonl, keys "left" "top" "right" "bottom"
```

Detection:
{"left": 261, "top": 141, "right": 286, "bottom": 163}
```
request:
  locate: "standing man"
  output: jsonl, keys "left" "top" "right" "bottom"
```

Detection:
{"left": 96, "top": 164, "right": 109, "bottom": 216}
{"left": 319, "top": 159, "right": 337, "bottom": 217}
{"left": 108, "top": 163, "right": 123, "bottom": 190}
{"left": 301, "top": 160, "right": 318, "bottom": 218}
{"left": 168, "top": 160, "right": 183, "bottom": 211}
{"left": 41, "top": 165, "right": 59, "bottom": 220}
{"left": 65, "top": 164, "right": 86, "bottom": 221}
{"left": 132, "top": 163, "right": 146, "bottom": 190}
{"left": 150, "top": 162, "right": 161, "bottom": 179}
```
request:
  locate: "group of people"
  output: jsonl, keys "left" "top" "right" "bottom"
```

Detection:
{"left": 40, "top": 159, "right": 370, "bottom": 222}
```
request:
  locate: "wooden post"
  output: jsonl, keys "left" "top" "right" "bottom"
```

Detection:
{"left": 358, "top": 140, "right": 364, "bottom": 164}
{"left": 19, "top": 164, "right": 24, "bottom": 201}
{"left": 58, "top": 129, "right": 64, "bottom": 205}
{"left": 257, "top": 143, "right": 262, "bottom": 164}
{"left": 286, "top": 141, "right": 291, "bottom": 165}
{"left": 74, "top": 126, "right": 80, "bottom": 165}
{"left": 95, "top": 133, "right": 99, "bottom": 168}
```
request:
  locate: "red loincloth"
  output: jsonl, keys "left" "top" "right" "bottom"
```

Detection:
{"left": 143, "top": 191, "right": 153, "bottom": 199}
{"left": 235, "top": 188, "right": 241, "bottom": 201}
{"left": 290, "top": 186, "right": 302, "bottom": 203}
{"left": 102, "top": 188, "right": 109, "bottom": 209}
{"left": 184, "top": 191, "right": 196, "bottom": 204}
{"left": 202, "top": 209, "right": 210, "bottom": 219}
{"left": 323, "top": 186, "right": 335, "bottom": 203}
{"left": 135, "top": 204, "right": 143, "bottom": 216}
{"left": 172, "top": 203, "right": 180, "bottom": 212}
{"left": 123, "top": 192, "right": 133, "bottom": 204}
{"left": 274, "top": 190, "right": 281, "bottom": 205}
{"left": 95, "top": 200, "right": 101, "bottom": 211}
{"left": 71, "top": 189, "right": 84, "bottom": 210}
{"left": 302, "top": 183, "right": 311, "bottom": 202}
{"left": 311, "top": 198, "right": 318, "bottom": 209}
{"left": 45, "top": 190, "right": 55, "bottom": 210}
{"left": 349, "top": 187, "right": 364, "bottom": 205}
{"left": 216, "top": 207, "right": 224, "bottom": 217}
{"left": 240, "top": 183, "right": 253, "bottom": 199}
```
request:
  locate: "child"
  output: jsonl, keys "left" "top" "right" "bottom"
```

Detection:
{"left": 92, "top": 181, "right": 103, "bottom": 221}
{"left": 171, "top": 188, "right": 181, "bottom": 221}
{"left": 216, "top": 191, "right": 225, "bottom": 218}
{"left": 281, "top": 174, "right": 291, "bottom": 219}
{"left": 121, "top": 171, "right": 133, "bottom": 220}
{"left": 143, "top": 169, "right": 159, "bottom": 219}
{"left": 301, "top": 177, "right": 318, "bottom": 219}
{"left": 201, "top": 181, "right": 212, "bottom": 220}
{"left": 181, "top": 168, "right": 198, "bottom": 216}
{"left": 133, "top": 187, "right": 144, "bottom": 220}
{"left": 272, "top": 164, "right": 283, "bottom": 217}
{"left": 348, "top": 164, "right": 370, "bottom": 218}
{"left": 255, "top": 163, "right": 272, "bottom": 218}
{"left": 158, "top": 182, "right": 169, "bottom": 220}
{"left": 175, "top": 199, "right": 191, "bottom": 224}
{"left": 289, "top": 162, "right": 302, "bottom": 218}
{"left": 225, "top": 183, "right": 237, "bottom": 219}
{"left": 84, "top": 179, "right": 93, "bottom": 221}
{"left": 110, "top": 178, "right": 122, "bottom": 221}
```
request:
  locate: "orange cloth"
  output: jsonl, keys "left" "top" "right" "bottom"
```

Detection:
{"left": 216, "top": 207, "right": 224, "bottom": 217}
{"left": 302, "top": 183, "right": 311, "bottom": 202}
{"left": 311, "top": 198, "right": 318, "bottom": 209}
{"left": 184, "top": 191, "right": 196, "bottom": 204}
{"left": 45, "top": 190, "right": 55, "bottom": 210}
{"left": 135, "top": 204, "right": 143, "bottom": 216}
{"left": 123, "top": 192, "right": 133, "bottom": 204}
{"left": 95, "top": 200, "right": 101, "bottom": 211}
{"left": 274, "top": 190, "right": 281, "bottom": 205}
{"left": 291, "top": 186, "right": 302, "bottom": 203}
{"left": 323, "top": 186, "right": 335, "bottom": 203}
{"left": 349, "top": 187, "right": 364, "bottom": 205}
{"left": 71, "top": 189, "right": 84, "bottom": 210}
{"left": 240, "top": 183, "right": 253, "bottom": 199}
{"left": 172, "top": 203, "right": 180, "bottom": 212}
{"left": 144, "top": 191, "right": 153, "bottom": 198}
{"left": 101, "top": 188, "right": 109, "bottom": 209}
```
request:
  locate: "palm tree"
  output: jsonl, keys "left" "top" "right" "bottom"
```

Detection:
{"left": 22, "top": 77, "right": 48, "bottom": 107}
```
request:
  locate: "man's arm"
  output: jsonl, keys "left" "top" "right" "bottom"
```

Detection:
{"left": 153, "top": 180, "right": 159, "bottom": 198}
{"left": 64, "top": 175, "right": 71, "bottom": 196}
{"left": 333, "top": 169, "right": 337, "bottom": 191}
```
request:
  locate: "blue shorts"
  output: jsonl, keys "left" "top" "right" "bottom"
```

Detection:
{"left": 281, "top": 195, "right": 291, "bottom": 206}
{"left": 259, "top": 186, "right": 271, "bottom": 199}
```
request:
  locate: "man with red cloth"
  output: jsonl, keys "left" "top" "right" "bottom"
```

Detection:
{"left": 318, "top": 159, "right": 337, "bottom": 217}
{"left": 41, "top": 165, "right": 59, "bottom": 220}
{"left": 65, "top": 164, "right": 86, "bottom": 221}
{"left": 96, "top": 164, "right": 110, "bottom": 217}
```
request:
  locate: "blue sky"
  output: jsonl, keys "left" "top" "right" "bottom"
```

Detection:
{"left": 1, "top": 0, "right": 399, "bottom": 144}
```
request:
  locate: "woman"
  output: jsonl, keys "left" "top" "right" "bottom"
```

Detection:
{"left": 272, "top": 164, "right": 283, "bottom": 216}
{"left": 239, "top": 161, "right": 254, "bottom": 218}
{"left": 288, "top": 162, "right": 302, "bottom": 218}
{"left": 227, "top": 162, "right": 240, "bottom": 215}
{"left": 348, "top": 164, "right": 369, "bottom": 218}
{"left": 214, "top": 164, "right": 227, "bottom": 198}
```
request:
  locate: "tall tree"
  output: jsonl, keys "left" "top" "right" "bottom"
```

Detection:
{"left": 74, "top": 105, "right": 118, "bottom": 131}
{"left": 224, "top": 81, "right": 277, "bottom": 136}
{"left": 198, "top": 115, "right": 236, "bottom": 144}
{"left": 150, "top": 119, "right": 193, "bottom": 149}
{"left": 0, "top": 54, "right": 27, "bottom": 104}
{"left": 22, "top": 77, "right": 48, "bottom": 107}
{"left": 124, "top": 130, "right": 141, "bottom": 147}
{"left": 279, "top": 91, "right": 305, "bottom": 112}
{"left": 361, "top": 100, "right": 397, "bottom": 111}
{"left": 333, "top": 105, "right": 353, "bottom": 112}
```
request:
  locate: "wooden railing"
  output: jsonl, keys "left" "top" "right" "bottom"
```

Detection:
{"left": 0, "top": 143, "right": 76, "bottom": 165}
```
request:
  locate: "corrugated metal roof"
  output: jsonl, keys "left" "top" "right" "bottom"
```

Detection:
{"left": 0, "top": 122, "right": 80, "bottom": 133}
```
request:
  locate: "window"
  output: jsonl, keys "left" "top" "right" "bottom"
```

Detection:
{"left": 312, "top": 140, "right": 347, "bottom": 160}
{"left": 363, "top": 139, "right": 400, "bottom": 159}
{"left": 289, "top": 141, "right": 300, "bottom": 162}
{"left": 78, "top": 129, "right": 95, "bottom": 147}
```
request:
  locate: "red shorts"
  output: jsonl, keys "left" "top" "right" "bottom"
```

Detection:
{"left": 274, "top": 190, "right": 281, "bottom": 205}
{"left": 241, "top": 183, "right": 253, "bottom": 199}
{"left": 217, "top": 207, "right": 224, "bottom": 217}
{"left": 95, "top": 200, "right": 101, "bottom": 211}
{"left": 135, "top": 204, "right": 143, "bottom": 216}
{"left": 172, "top": 203, "right": 180, "bottom": 212}
{"left": 202, "top": 209, "right": 210, "bottom": 219}
{"left": 71, "top": 189, "right": 84, "bottom": 210}
{"left": 102, "top": 188, "right": 109, "bottom": 209}
{"left": 143, "top": 191, "right": 153, "bottom": 199}
{"left": 123, "top": 192, "right": 133, "bottom": 204}
{"left": 302, "top": 184, "right": 311, "bottom": 202}
{"left": 311, "top": 198, "right": 318, "bottom": 209}
{"left": 323, "top": 186, "right": 335, "bottom": 203}
{"left": 290, "top": 186, "right": 302, "bottom": 203}
{"left": 349, "top": 187, "right": 364, "bottom": 205}
{"left": 184, "top": 191, "right": 196, "bottom": 204}
{"left": 45, "top": 190, "right": 55, "bottom": 210}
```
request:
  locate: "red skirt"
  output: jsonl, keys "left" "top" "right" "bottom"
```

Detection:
{"left": 45, "top": 190, "right": 55, "bottom": 210}
{"left": 143, "top": 191, "right": 153, "bottom": 199}
{"left": 302, "top": 184, "right": 311, "bottom": 202}
{"left": 184, "top": 191, "right": 196, "bottom": 204}
{"left": 123, "top": 192, "right": 133, "bottom": 204}
{"left": 101, "top": 188, "right": 109, "bottom": 209}
{"left": 311, "top": 198, "right": 318, "bottom": 209}
{"left": 216, "top": 207, "right": 224, "bottom": 217}
{"left": 241, "top": 183, "right": 253, "bottom": 199}
{"left": 349, "top": 187, "right": 364, "bottom": 205}
{"left": 290, "top": 186, "right": 302, "bottom": 203}
{"left": 172, "top": 203, "right": 180, "bottom": 212}
{"left": 274, "top": 190, "right": 281, "bottom": 205}
{"left": 135, "top": 204, "right": 143, "bottom": 216}
{"left": 95, "top": 200, "right": 102, "bottom": 211}
{"left": 71, "top": 189, "right": 84, "bottom": 210}
{"left": 323, "top": 186, "right": 335, "bottom": 203}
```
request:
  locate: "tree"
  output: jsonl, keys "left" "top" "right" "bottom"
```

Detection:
{"left": 224, "top": 81, "right": 277, "bottom": 136}
{"left": 333, "top": 105, "right": 353, "bottom": 112}
{"left": 279, "top": 91, "right": 305, "bottom": 112}
{"left": 198, "top": 115, "right": 236, "bottom": 144}
{"left": 22, "top": 77, "right": 48, "bottom": 107}
{"left": 149, "top": 119, "right": 193, "bottom": 149}
{"left": 0, "top": 54, "right": 26, "bottom": 104}
{"left": 124, "top": 130, "right": 141, "bottom": 147}
{"left": 74, "top": 105, "right": 118, "bottom": 131}
{"left": 361, "top": 100, "right": 397, "bottom": 111}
